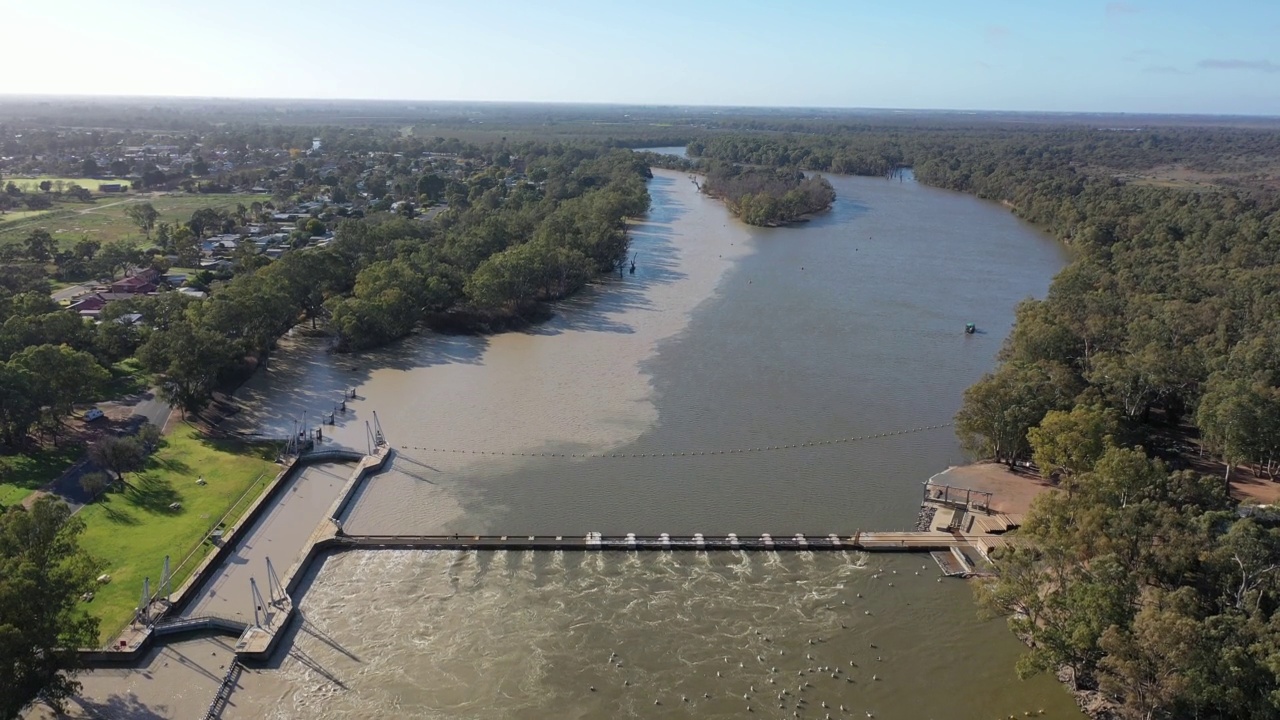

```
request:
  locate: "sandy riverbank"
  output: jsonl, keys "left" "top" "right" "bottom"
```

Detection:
{"left": 223, "top": 169, "right": 757, "bottom": 534}
{"left": 930, "top": 462, "right": 1058, "bottom": 516}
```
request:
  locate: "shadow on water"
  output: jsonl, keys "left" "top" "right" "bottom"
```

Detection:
{"left": 523, "top": 174, "right": 689, "bottom": 338}
{"left": 230, "top": 174, "right": 696, "bottom": 440}
{"left": 252, "top": 553, "right": 353, "bottom": 690}
{"left": 71, "top": 693, "right": 171, "bottom": 720}
{"left": 230, "top": 331, "right": 491, "bottom": 441}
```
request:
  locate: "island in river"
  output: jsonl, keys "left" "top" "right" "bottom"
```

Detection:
{"left": 700, "top": 164, "right": 836, "bottom": 226}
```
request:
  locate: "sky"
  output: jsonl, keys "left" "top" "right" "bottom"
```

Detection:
{"left": 4, "top": 0, "right": 1280, "bottom": 115}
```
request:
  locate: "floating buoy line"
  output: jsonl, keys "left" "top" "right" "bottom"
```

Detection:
{"left": 399, "top": 423, "right": 952, "bottom": 459}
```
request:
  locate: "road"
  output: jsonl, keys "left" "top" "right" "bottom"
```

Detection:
{"left": 52, "top": 283, "right": 94, "bottom": 303}
{"left": 33, "top": 390, "right": 174, "bottom": 513}
{"left": 0, "top": 195, "right": 146, "bottom": 238}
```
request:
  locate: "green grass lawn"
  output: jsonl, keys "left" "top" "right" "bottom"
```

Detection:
{"left": 0, "top": 445, "right": 84, "bottom": 507}
{"left": 76, "top": 423, "right": 281, "bottom": 644}
{"left": 0, "top": 208, "right": 60, "bottom": 223}
{"left": 1, "top": 177, "right": 130, "bottom": 193}
{"left": 0, "top": 192, "right": 270, "bottom": 245}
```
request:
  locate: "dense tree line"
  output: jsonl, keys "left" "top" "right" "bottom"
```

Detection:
{"left": 688, "top": 125, "right": 1280, "bottom": 184}
{"left": 134, "top": 144, "right": 650, "bottom": 410}
{"left": 978, "top": 440, "right": 1280, "bottom": 719}
{"left": 0, "top": 497, "right": 101, "bottom": 718}
{"left": 700, "top": 164, "right": 835, "bottom": 226}
{"left": 694, "top": 127, "right": 1280, "bottom": 718}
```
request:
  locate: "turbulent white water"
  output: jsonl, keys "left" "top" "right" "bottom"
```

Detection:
{"left": 228, "top": 550, "right": 1077, "bottom": 720}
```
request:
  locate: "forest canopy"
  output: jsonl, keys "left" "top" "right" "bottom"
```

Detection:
{"left": 700, "top": 164, "right": 835, "bottom": 226}
{"left": 690, "top": 124, "right": 1280, "bottom": 719}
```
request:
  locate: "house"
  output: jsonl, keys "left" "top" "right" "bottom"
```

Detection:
{"left": 108, "top": 276, "right": 157, "bottom": 294}
{"left": 97, "top": 183, "right": 126, "bottom": 193}
{"left": 198, "top": 258, "right": 233, "bottom": 272}
{"left": 67, "top": 292, "right": 138, "bottom": 318}
{"left": 177, "top": 287, "right": 208, "bottom": 299}
{"left": 122, "top": 267, "right": 160, "bottom": 284}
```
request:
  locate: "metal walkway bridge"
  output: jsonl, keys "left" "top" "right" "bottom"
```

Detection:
{"left": 334, "top": 531, "right": 969, "bottom": 552}
{"left": 152, "top": 615, "right": 249, "bottom": 638}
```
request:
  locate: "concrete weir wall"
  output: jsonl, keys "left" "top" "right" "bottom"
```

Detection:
{"left": 79, "top": 446, "right": 385, "bottom": 667}
{"left": 232, "top": 446, "right": 391, "bottom": 661}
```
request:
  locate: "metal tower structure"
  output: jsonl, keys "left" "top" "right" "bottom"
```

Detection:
{"left": 371, "top": 410, "right": 386, "bottom": 447}
{"left": 266, "top": 557, "right": 286, "bottom": 607}
{"left": 250, "top": 577, "right": 269, "bottom": 628}
{"left": 158, "top": 555, "right": 173, "bottom": 605}
{"left": 136, "top": 577, "right": 151, "bottom": 625}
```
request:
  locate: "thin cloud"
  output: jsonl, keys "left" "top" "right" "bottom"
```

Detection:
{"left": 1144, "top": 65, "right": 1189, "bottom": 75}
{"left": 1106, "top": 2, "right": 1142, "bottom": 17}
{"left": 1198, "top": 58, "right": 1280, "bottom": 73}
{"left": 1123, "top": 49, "right": 1157, "bottom": 63}
{"left": 984, "top": 25, "right": 1011, "bottom": 46}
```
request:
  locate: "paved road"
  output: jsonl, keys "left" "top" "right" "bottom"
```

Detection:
{"left": 36, "top": 391, "right": 174, "bottom": 513}
{"left": 52, "top": 283, "right": 94, "bottom": 303}
{"left": 126, "top": 391, "right": 173, "bottom": 431}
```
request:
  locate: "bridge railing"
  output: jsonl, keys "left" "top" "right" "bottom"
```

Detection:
{"left": 153, "top": 614, "right": 249, "bottom": 637}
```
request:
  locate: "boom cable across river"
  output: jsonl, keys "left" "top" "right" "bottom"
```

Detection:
{"left": 398, "top": 423, "right": 953, "bottom": 459}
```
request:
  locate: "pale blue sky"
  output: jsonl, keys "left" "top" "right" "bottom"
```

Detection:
{"left": 5, "top": 0, "right": 1280, "bottom": 114}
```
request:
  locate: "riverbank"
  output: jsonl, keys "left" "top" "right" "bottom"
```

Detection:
{"left": 223, "top": 168, "right": 758, "bottom": 535}
{"left": 20, "top": 164, "right": 1088, "bottom": 719}
{"left": 929, "top": 462, "right": 1058, "bottom": 515}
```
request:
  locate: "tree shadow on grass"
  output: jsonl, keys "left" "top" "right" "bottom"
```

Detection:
{"left": 99, "top": 497, "right": 140, "bottom": 526}
{"left": 152, "top": 455, "right": 192, "bottom": 475}
{"left": 196, "top": 431, "right": 280, "bottom": 463}
{"left": 125, "top": 474, "right": 183, "bottom": 515}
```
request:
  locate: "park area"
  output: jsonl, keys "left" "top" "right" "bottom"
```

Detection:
{"left": 0, "top": 447, "right": 83, "bottom": 507}
{"left": 75, "top": 423, "right": 281, "bottom": 644}
{"left": 0, "top": 191, "right": 270, "bottom": 247}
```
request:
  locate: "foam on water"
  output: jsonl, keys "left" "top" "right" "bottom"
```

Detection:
{"left": 228, "top": 550, "right": 1081, "bottom": 720}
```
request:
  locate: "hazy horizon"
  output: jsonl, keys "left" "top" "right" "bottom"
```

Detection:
{"left": 3, "top": 93, "right": 1280, "bottom": 119}
{"left": 4, "top": 0, "right": 1280, "bottom": 115}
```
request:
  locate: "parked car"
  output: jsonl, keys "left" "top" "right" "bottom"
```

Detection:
{"left": 84, "top": 408, "right": 105, "bottom": 422}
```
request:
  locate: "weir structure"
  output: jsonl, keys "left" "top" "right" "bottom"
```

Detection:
{"left": 84, "top": 415, "right": 1019, "bottom": 670}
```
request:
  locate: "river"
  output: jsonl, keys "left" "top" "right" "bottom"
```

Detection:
{"left": 216, "top": 162, "right": 1077, "bottom": 718}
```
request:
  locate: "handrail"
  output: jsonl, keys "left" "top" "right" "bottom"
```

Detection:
{"left": 203, "top": 661, "right": 241, "bottom": 720}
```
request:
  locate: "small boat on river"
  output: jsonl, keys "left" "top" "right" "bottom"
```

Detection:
{"left": 964, "top": 323, "right": 976, "bottom": 334}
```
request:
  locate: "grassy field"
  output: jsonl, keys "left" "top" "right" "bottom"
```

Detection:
{"left": 0, "top": 445, "right": 84, "bottom": 507}
{"left": 0, "top": 192, "right": 270, "bottom": 246}
{"left": 2, "top": 177, "right": 130, "bottom": 193}
{"left": 76, "top": 424, "right": 281, "bottom": 644}
{"left": 0, "top": 208, "right": 62, "bottom": 223}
